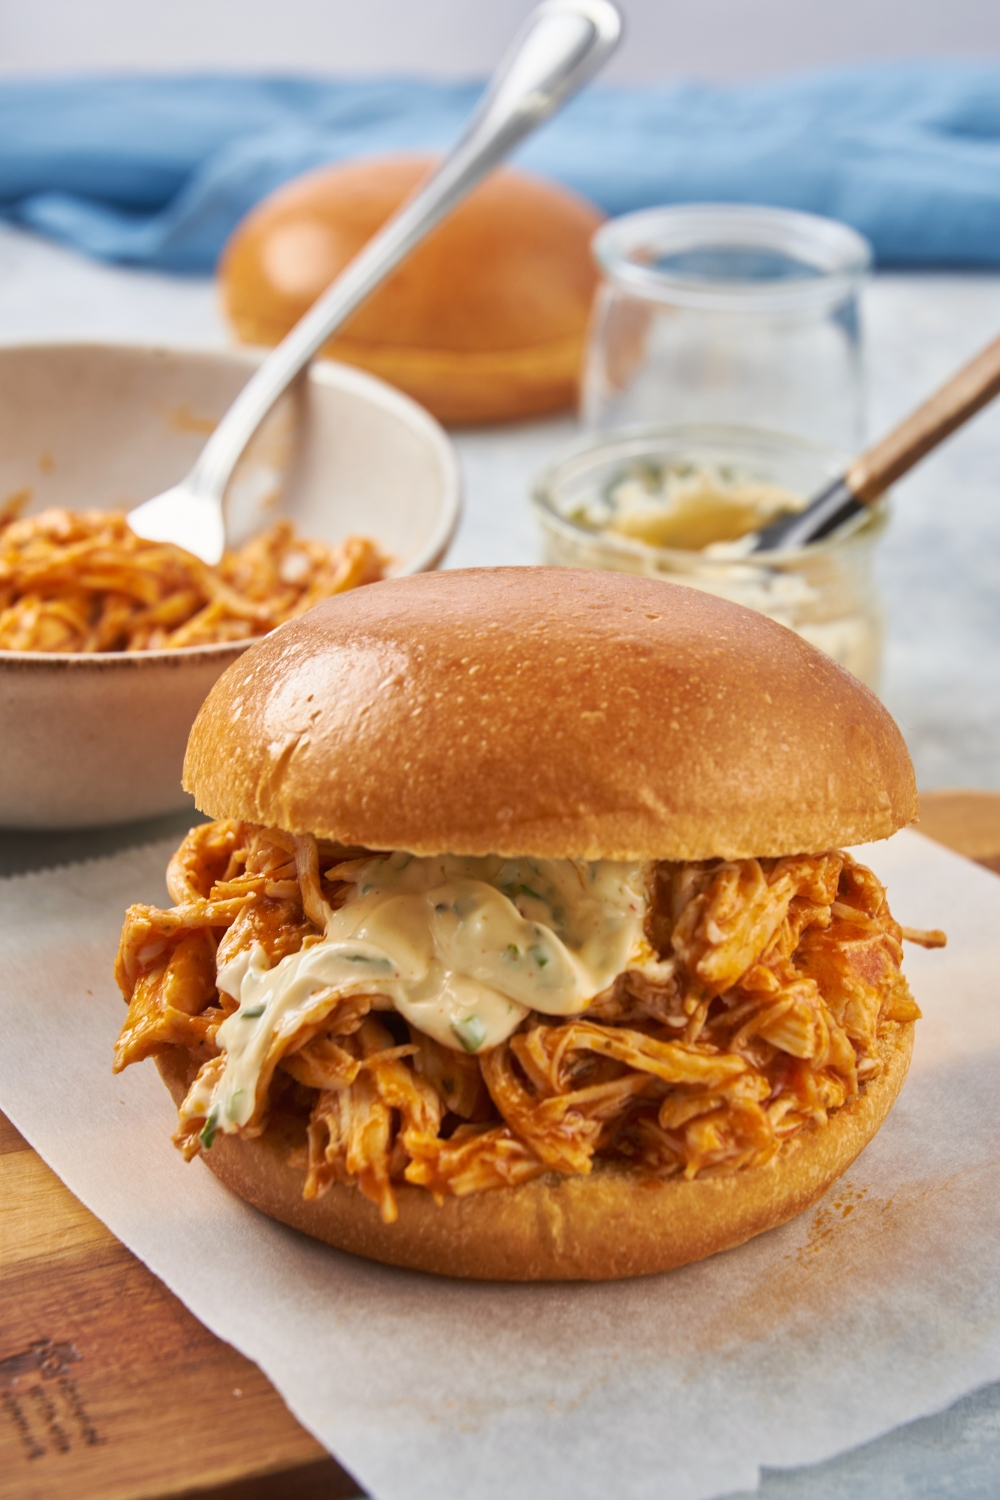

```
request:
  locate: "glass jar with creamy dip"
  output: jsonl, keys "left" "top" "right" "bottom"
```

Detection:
{"left": 532, "top": 424, "right": 889, "bottom": 690}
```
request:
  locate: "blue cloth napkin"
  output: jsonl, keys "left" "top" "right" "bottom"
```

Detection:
{"left": 2, "top": 63, "right": 1000, "bottom": 273}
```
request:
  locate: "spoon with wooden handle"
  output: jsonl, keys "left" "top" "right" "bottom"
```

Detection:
{"left": 753, "top": 331, "right": 1000, "bottom": 552}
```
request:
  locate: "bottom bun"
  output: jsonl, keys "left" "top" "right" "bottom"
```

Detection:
{"left": 156, "top": 1025, "right": 913, "bottom": 1281}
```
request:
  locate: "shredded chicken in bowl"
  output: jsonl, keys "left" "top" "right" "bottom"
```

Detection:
{"left": 113, "top": 822, "right": 943, "bottom": 1224}
{"left": 0, "top": 505, "right": 387, "bottom": 651}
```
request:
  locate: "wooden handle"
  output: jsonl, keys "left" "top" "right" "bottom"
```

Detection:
{"left": 847, "top": 331, "right": 1000, "bottom": 503}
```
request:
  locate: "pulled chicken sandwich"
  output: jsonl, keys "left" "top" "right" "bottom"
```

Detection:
{"left": 113, "top": 568, "right": 942, "bottom": 1280}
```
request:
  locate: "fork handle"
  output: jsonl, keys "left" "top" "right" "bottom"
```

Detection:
{"left": 187, "top": 0, "right": 621, "bottom": 504}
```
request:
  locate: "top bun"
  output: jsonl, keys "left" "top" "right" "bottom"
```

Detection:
{"left": 184, "top": 569, "right": 917, "bottom": 861}
{"left": 219, "top": 156, "right": 603, "bottom": 426}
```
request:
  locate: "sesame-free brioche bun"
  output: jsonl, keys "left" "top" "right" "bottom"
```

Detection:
{"left": 183, "top": 567, "right": 917, "bottom": 861}
{"left": 156, "top": 1022, "right": 913, "bottom": 1280}
{"left": 219, "top": 155, "right": 603, "bottom": 425}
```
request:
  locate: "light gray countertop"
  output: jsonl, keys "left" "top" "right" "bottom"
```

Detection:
{"left": 1, "top": 223, "right": 998, "bottom": 1498}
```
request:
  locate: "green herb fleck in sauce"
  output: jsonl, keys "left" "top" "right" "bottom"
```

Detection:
{"left": 199, "top": 1108, "right": 219, "bottom": 1151}
{"left": 452, "top": 1015, "right": 488, "bottom": 1054}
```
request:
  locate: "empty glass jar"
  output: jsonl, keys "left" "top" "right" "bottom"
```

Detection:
{"left": 582, "top": 205, "right": 872, "bottom": 451}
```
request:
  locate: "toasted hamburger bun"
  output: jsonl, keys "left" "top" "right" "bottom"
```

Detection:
{"left": 184, "top": 568, "right": 918, "bottom": 861}
{"left": 157, "top": 1023, "right": 913, "bottom": 1280}
{"left": 219, "top": 156, "right": 603, "bottom": 425}
{"left": 176, "top": 568, "right": 919, "bottom": 1280}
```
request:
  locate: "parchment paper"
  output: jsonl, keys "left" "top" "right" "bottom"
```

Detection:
{"left": 1, "top": 829, "right": 998, "bottom": 1500}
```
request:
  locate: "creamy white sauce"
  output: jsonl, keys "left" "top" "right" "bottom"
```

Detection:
{"left": 197, "top": 852, "right": 654, "bottom": 1138}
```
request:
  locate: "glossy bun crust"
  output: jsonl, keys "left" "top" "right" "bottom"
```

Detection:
{"left": 157, "top": 1023, "right": 913, "bottom": 1280}
{"left": 219, "top": 155, "right": 603, "bottom": 425}
{"left": 184, "top": 568, "right": 918, "bottom": 861}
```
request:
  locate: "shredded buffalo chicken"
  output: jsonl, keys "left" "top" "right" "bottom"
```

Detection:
{"left": 113, "top": 822, "right": 940, "bottom": 1224}
{"left": 0, "top": 505, "right": 386, "bottom": 651}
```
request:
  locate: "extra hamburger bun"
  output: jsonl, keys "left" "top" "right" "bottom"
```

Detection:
{"left": 220, "top": 156, "right": 604, "bottom": 425}
{"left": 176, "top": 568, "right": 919, "bottom": 1279}
{"left": 157, "top": 1022, "right": 913, "bottom": 1280}
{"left": 184, "top": 567, "right": 918, "bottom": 861}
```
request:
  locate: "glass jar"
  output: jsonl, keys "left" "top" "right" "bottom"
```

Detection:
{"left": 532, "top": 424, "right": 889, "bottom": 690}
{"left": 583, "top": 205, "right": 872, "bottom": 451}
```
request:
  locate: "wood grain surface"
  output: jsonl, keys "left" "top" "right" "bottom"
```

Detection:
{"left": 915, "top": 787, "right": 1000, "bottom": 874}
{"left": 2, "top": 788, "right": 997, "bottom": 1500}
{"left": 0, "top": 1102, "right": 358, "bottom": 1500}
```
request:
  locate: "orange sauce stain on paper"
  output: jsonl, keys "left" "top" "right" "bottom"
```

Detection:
{"left": 678, "top": 1159, "right": 999, "bottom": 1362}
{"left": 794, "top": 1180, "right": 870, "bottom": 1264}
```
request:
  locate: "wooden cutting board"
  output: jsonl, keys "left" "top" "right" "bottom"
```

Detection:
{"left": 3, "top": 788, "right": 998, "bottom": 1500}
{"left": 0, "top": 1109, "right": 355, "bottom": 1500}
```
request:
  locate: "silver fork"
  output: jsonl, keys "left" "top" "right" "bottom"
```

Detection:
{"left": 128, "top": 0, "right": 622, "bottom": 564}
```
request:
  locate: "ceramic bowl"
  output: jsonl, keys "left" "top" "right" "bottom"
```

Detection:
{"left": 0, "top": 343, "right": 461, "bottom": 829}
